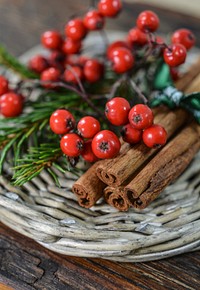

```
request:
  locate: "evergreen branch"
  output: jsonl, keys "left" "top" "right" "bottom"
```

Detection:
{"left": 12, "top": 143, "right": 63, "bottom": 186}
{"left": 0, "top": 45, "right": 39, "bottom": 79}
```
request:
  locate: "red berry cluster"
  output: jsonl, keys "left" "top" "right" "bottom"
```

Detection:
{"left": 106, "top": 10, "right": 196, "bottom": 77}
{"left": 28, "top": 0, "right": 122, "bottom": 87}
{"left": 0, "top": 75, "right": 24, "bottom": 118}
{"left": 105, "top": 97, "right": 167, "bottom": 148}
{"left": 50, "top": 109, "right": 121, "bottom": 162}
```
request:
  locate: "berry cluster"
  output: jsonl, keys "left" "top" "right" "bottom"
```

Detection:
{"left": 50, "top": 98, "right": 167, "bottom": 163}
{"left": 105, "top": 97, "right": 167, "bottom": 148}
{"left": 28, "top": 0, "right": 123, "bottom": 87}
{"left": 50, "top": 108, "right": 121, "bottom": 161}
{"left": 0, "top": 75, "right": 24, "bottom": 117}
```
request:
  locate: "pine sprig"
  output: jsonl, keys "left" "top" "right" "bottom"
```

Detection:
{"left": 0, "top": 90, "right": 87, "bottom": 180}
{"left": 12, "top": 142, "right": 63, "bottom": 186}
{"left": 0, "top": 45, "right": 39, "bottom": 79}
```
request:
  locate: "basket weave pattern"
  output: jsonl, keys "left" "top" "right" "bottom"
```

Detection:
{"left": 0, "top": 152, "right": 200, "bottom": 262}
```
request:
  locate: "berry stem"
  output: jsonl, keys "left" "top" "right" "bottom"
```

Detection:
{"left": 129, "top": 79, "right": 148, "bottom": 104}
{"left": 109, "top": 74, "right": 126, "bottom": 99}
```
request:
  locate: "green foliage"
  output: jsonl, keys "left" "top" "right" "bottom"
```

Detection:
{"left": 0, "top": 45, "right": 39, "bottom": 79}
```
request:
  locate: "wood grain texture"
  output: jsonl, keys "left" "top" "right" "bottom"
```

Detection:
{"left": 0, "top": 1, "right": 200, "bottom": 289}
{"left": 0, "top": 222, "right": 200, "bottom": 290}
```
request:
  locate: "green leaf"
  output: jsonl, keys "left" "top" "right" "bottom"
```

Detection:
{"left": 153, "top": 62, "right": 173, "bottom": 90}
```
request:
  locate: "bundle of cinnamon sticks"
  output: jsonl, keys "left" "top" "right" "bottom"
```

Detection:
{"left": 72, "top": 59, "right": 200, "bottom": 211}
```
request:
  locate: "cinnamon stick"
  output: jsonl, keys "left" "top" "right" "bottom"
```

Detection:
{"left": 175, "top": 57, "right": 200, "bottom": 91}
{"left": 134, "top": 140, "right": 200, "bottom": 209}
{"left": 104, "top": 186, "right": 131, "bottom": 211}
{"left": 72, "top": 161, "right": 106, "bottom": 208}
{"left": 96, "top": 108, "right": 188, "bottom": 187}
{"left": 125, "top": 122, "right": 200, "bottom": 207}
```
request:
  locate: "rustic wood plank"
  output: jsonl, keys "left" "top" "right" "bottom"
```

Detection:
{"left": 0, "top": 222, "right": 200, "bottom": 290}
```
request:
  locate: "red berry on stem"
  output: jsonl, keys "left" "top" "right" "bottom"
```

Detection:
{"left": 121, "top": 123, "right": 142, "bottom": 144}
{"left": 127, "top": 27, "right": 148, "bottom": 46}
{"left": 40, "top": 67, "right": 61, "bottom": 88}
{"left": 28, "top": 55, "right": 49, "bottom": 74}
{"left": 62, "top": 38, "right": 82, "bottom": 55}
{"left": 98, "top": 0, "right": 122, "bottom": 18}
{"left": 0, "top": 92, "right": 23, "bottom": 117}
{"left": 128, "top": 104, "right": 154, "bottom": 130}
{"left": 77, "top": 116, "right": 100, "bottom": 138}
{"left": 60, "top": 133, "right": 84, "bottom": 157}
{"left": 83, "top": 59, "right": 104, "bottom": 83}
{"left": 65, "top": 18, "right": 87, "bottom": 41}
{"left": 105, "top": 97, "right": 130, "bottom": 126}
{"left": 142, "top": 124, "right": 167, "bottom": 148}
{"left": 163, "top": 44, "right": 187, "bottom": 67}
{"left": 136, "top": 10, "right": 160, "bottom": 32}
{"left": 83, "top": 10, "right": 105, "bottom": 31}
{"left": 0, "top": 76, "right": 9, "bottom": 96}
{"left": 48, "top": 51, "right": 65, "bottom": 69}
{"left": 171, "top": 28, "right": 196, "bottom": 50}
{"left": 92, "top": 130, "right": 121, "bottom": 159}
{"left": 107, "top": 40, "right": 131, "bottom": 60}
{"left": 41, "top": 30, "right": 62, "bottom": 50}
{"left": 111, "top": 47, "right": 134, "bottom": 73}
{"left": 50, "top": 109, "right": 76, "bottom": 135}
{"left": 64, "top": 66, "right": 84, "bottom": 84}
{"left": 81, "top": 140, "right": 98, "bottom": 163}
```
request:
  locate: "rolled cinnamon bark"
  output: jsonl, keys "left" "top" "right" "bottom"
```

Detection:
{"left": 96, "top": 108, "right": 188, "bottom": 187}
{"left": 134, "top": 140, "right": 200, "bottom": 209}
{"left": 175, "top": 57, "right": 200, "bottom": 91}
{"left": 125, "top": 122, "right": 200, "bottom": 207}
{"left": 104, "top": 186, "right": 130, "bottom": 211}
{"left": 72, "top": 161, "right": 106, "bottom": 208}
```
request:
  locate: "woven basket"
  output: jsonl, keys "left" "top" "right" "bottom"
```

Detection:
{"left": 0, "top": 38, "right": 200, "bottom": 262}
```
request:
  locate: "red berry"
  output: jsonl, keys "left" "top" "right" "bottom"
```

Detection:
{"left": 170, "top": 67, "right": 180, "bottom": 81}
{"left": 110, "top": 47, "right": 134, "bottom": 73}
{"left": 171, "top": 28, "right": 196, "bottom": 51}
{"left": 28, "top": 55, "right": 49, "bottom": 74}
{"left": 92, "top": 130, "right": 121, "bottom": 159}
{"left": 78, "top": 55, "right": 90, "bottom": 66}
{"left": 50, "top": 109, "right": 76, "bottom": 135}
{"left": 40, "top": 67, "right": 61, "bottom": 88}
{"left": 64, "top": 66, "right": 84, "bottom": 84}
{"left": 60, "top": 133, "right": 84, "bottom": 157}
{"left": 121, "top": 124, "right": 142, "bottom": 144}
{"left": 81, "top": 140, "right": 98, "bottom": 163}
{"left": 105, "top": 97, "right": 130, "bottom": 126}
{"left": 136, "top": 10, "right": 159, "bottom": 32}
{"left": 98, "top": 0, "right": 122, "bottom": 18}
{"left": 62, "top": 38, "right": 82, "bottom": 55}
{"left": 48, "top": 51, "right": 65, "bottom": 69}
{"left": 65, "top": 18, "right": 87, "bottom": 41}
{"left": 107, "top": 40, "right": 131, "bottom": 60}
{"left": 127, "top": 27, "right": 148, "bottom": 46}
{"left": 41, "top": 30, "right": 62, "bottom": 50}
{"left": 142, "top": 124, "right": 167, "bottom": 148}
{"left": 83, "top": 10, "right": 105, "bottom": 31}
{"left": 0, "top": 92, "right": 23, "bottom": 117}
{"left": 83, "top": 59, "right": 104, "bottom": 83}
{"left": 128, "top": 104, "right": 154, "bottom": 130}
{"left": 77, "top": 116, "right": 100, "bottom": 138}
{"left": 0, "top": 76, "right": 9, "bottom": 96}
{"left": 163, "top": 44, "right": 187, "bottom": 67}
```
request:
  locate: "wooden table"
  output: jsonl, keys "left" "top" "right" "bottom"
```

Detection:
{"left": 0, "top": 1, "right": 200, "bottom": 289}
